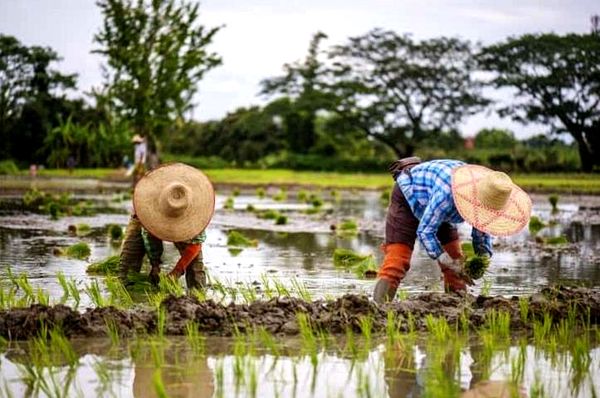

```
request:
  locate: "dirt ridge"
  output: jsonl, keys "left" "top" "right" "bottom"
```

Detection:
{"left": 0, "top": 286, "right": 598, "bottom": 339}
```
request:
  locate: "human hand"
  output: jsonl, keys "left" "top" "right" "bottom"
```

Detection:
{"left": 149, "top": 266, "right": 161, "bottom": 286}
{"left": 438, "top": 252, "right": 474, "bottom": 286}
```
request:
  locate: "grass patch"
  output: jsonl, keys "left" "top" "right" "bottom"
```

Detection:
{"left": 87, "top": 255, "right": 119, "bottom": 275}
{"left": 227, "top": 231, "right": 258, "bottom": 247}
{"left": 333, "top": 248, "right": 377, "bottom": 278}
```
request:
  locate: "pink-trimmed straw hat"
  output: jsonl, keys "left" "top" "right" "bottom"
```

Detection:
{"left": 133, "top": 163, "right": 215, "bottom": 242}
{"left": 452, "top": 165, "right": 532, "bottom": 236}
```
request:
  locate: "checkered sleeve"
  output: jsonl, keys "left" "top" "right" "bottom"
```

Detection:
{"left": 417, "top": 190, "right": 452, "bottom": 259}
{"left": 471, "top": 228, "right": 493, "bottom": 257}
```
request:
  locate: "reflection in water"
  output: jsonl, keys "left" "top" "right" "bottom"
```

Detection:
{"left": 0, "top": 335, "right": 598, "bottom": 397}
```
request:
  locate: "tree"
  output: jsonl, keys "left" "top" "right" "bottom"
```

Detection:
{"left": 328, "top": 29, "right": 488, "bottom": 158}
{"left": 260, "top": 32, "right": 336, "bottom": 153}
{"left": 93, "top": 0, "right": 222, "bottom": 155}
{"left": 474, "top": 128, "right": 517, "bottom": 149}
{"left": 0, "top": 35, "right": 77, "bottom": 162}
{"left": 478, "top": 33, "right": 600, "bottom": 171}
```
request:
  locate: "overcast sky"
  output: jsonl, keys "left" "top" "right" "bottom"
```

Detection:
{"left": 0, "top": 0, "right": 598, "bottom": 138}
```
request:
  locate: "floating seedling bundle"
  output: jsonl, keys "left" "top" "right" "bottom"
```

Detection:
{"left": 333, "top": 248, "right": 377, "bottom": 278}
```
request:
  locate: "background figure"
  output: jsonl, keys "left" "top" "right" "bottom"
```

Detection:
{"left": 131, "top": 134, "right": 147, "bottom": 186}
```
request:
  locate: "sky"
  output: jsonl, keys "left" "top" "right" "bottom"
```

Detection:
{"left": 0, "top": 0, "right": 598, "bottom": 138}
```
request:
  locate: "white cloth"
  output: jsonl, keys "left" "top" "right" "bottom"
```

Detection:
{"left": 134, "top": 142, "right": 147, "bottom": 165}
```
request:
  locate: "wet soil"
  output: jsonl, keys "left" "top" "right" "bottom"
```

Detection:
{"left": 1, "top": 286, "right": 598, "bottom": 340}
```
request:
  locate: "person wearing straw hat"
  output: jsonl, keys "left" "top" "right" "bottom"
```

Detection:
{"left": 373, "top": 159, "right": 531, "bottom": 303}
{"left": 119, "top": 163, "right": 215, "bottom": 289}
{"left": 129, "top": 134, "right": 147, "bottom": 185}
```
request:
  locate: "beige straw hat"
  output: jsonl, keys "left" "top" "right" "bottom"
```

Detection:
{"left": 131, "top": 134, "right": 144, "bottom": 143}
{"left": 452, "top": 165, "right": 531, "bottom": 236}
{"left": 133, "top": 163, "right": 215, "bottom": 242}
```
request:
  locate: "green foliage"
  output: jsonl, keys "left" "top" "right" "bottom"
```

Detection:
{"left": 224, "top": 197, "right": 234, "bottom": 210}
{"left": 548, "top": 195, "right": 559, "bottom": 213}
{"left": 107, "top": 224, "right": 123, "bottom": 241}
{"left": 478, "top": 33, "right": 600, "bottom": 171}
{"left": 275, "top": 214, "right": 288, "bottom": 225}
{"left": 0, "top": 160, "right": 19, "bottom": 175}
{"left": 544, "top": 236, "right": 568, "bottom": 245}
{"left": 94, "top": 0, "right": 222, "bottom": 145}
{"left": 86, "top": 255, "right": 119, "bottom": 275}
{"left": 337, "top": 219, "right": 358, "bottom": 236}
{"left": 329, "top": 29, "right": 488, "bottom": 157}
{"left": 332, "top": 248, "right": 377, "bottom": 278}
{"left": 464, "top": 255, "right": 490, "bottom": 280}
{"left": 474, "top": 128, "right": 517, "bottom": 149}
{"left": 75, "top": 223, "right": 91, "bottom": 237}
{"left": 257, "top": 209, "right": 280, "bottom": 220}
{"left": 227, "top": 231, "right": 258, "bottom": 247}
{"left": 528, "top": 216, "right": 546, "bottom": 236}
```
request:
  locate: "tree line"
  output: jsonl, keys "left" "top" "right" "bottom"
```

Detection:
{"left": 1, "top": 0, "right": 598, "bottom": 171}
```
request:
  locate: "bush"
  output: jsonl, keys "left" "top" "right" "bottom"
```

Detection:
{"left": 0, "top": 160, "right": 19, "bottom": 175}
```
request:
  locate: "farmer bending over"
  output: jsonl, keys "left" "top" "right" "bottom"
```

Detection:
{"left": 373, "top": 158, "right": 531, "bottom": 303}
{"left": 119, "top": 163, "right": 215, "bottom": 289}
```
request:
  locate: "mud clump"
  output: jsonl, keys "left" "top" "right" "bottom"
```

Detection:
{"left": 0, "top": 287, "right": 598, "bottom": 339}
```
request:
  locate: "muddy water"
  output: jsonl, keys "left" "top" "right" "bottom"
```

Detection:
{"left": 1, "top": 187, "right": 600, "bottom": 397}
{"left": 1, "top": 190, "right": 600, "bottom": 303}
{"left": 0, "top": 334, "right": 598, "bottom": 398}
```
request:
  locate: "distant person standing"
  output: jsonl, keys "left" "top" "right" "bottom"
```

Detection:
{"left": 131, "top": 134, "right": 147, "bottom": 185}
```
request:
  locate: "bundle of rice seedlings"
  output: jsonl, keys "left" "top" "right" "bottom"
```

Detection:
{"left": 64, "top": 242, "right": 91, "bottom": 260}
{"left": 333, "top": 248, "right": 377, "bottom": 278}
{"left": 337, "top": 219, "right": 358, "bottom": 236}
{"left": 87, "top": 255, "right": 119, "bottom": 275}
{"left": 107, "top": 224, "right": 123, "bottom": 241}
{"left": 528, "top": 216, "right": 546, "bottom": 236}
{"left": 227, "top": 231, "right": 258, "bottom": 247}
{"left": 461, "top": 242, "right": 489, "bottom": 280}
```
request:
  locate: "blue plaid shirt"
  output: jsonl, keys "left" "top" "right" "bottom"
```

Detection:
{"left": 397, "top": 159, "right": 493, "bottom": 259}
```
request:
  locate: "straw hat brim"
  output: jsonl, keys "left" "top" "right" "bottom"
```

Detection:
{"left": 451, "top": 165, "right": 531, "bottom": 236}
{"left": 133, "top": 163, "right": 215, "bottom": 242}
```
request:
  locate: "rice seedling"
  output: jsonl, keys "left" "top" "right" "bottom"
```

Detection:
{"left": 543, "top": 235, "right": 568, "bottom": 245}
{"left": 75, "top": 223, "right": 91, "bottom": 236}
{"left": 247, "top": 359, "right": 258, "bottom": 398}
{"left": 425, "top": 314, "right": 451, "bottom": 341}
{"left": 11, "top": 272, "right": 36, "bottom": 305}
{"left": 185, "top": 321, "right": 205, "bottom": 357}
{"left": 260, "top": 274, "right": 275, "bottom": 299}
{"left": 297, "top": 312, "right": 318, "bottom": 368}
{"left": 49, "top": 328, "right": 79, "bottom": 368}
{"left": 56, "top": 271, "right": 70, "bottom": 304}
{"left": 548, "top": 194, "right": 559, "bottom": 213}
{"left": 529, "top": 371, "right": 546, "bottom": 398}
{"left": 224, "top": 196, "right": 235, "bottom": 210}
{"left": 459, "top": 310, "right": 470, "bottom": 333}
{"left": 518, "top": 296, "right": 529, "bottom": 323}
{"left": 239, "top": 283, "right": 258, "bottom": 303}
{"left": 152, "top": 370, "right": 168, "bottom": 398}
{"left": 297, "top": 190, "right": 309, "bottom": 202}
{"left": 309, "top": 194, "right": 323, "bottom": 208}
{"left": 85, "top": 279, "right": 106, "bottom": 307}
{"left": 257, "top": 209, "right": 280, "bottom": 220}
{"left": 257, "top": 327, "right": 280, "bottom": 357}
{"left": 480, "top": 278, "right": 492, "bottom": 296}
{"left": 227, "top": 230, "right": 259, "bottom": 247}
{"left": 156, "top": 306, "right": 167, "bottom": 338}
{"left": 256, "top": 187, "right": 265, "bottom": 199}
{"left": 528, "top": 215, "right": 546, "bottom": 236}
{"left": 35, "top": 288, "right": 50, "bottom": 306}
{"left": 510, "top": 340, "right": 527, "bottom": 385}
{"left": 107, "top": 224, "right": 123, "bottom": 241}
{"left": 272, "top": 188, "right": 287, "bottom": 201}
{"left": 105, "top": 318, "right": 120, "bottom": 347}
{"left": 246, "top": 203, "right": 256, "bottom": 212}
{"left": 86, "top": 255, "right": 119, "bottom": 275}
{"left": 105, "top": 276, "right": 134, "bottom": 308}
{"left": 484, "top": 309, "right": 510, "bottom": 339}
{"left": 0, "top": 285, "right": 16, "bottom": 309}
{"left": 397, "top": 288, "right": 408, "bottom": 301}
{"left": 290, "top": 277, "right": 311, "bottom": 301}
{"left": 215, "top": 358, "right": 225, "bottom": 398}
{"left": 358, "top": 315, "right": 373, "bottom": 348}
{"left": 232, "top": 187, "right": 240, "bottom": 196}
{"left": 273, "top": 278, "right": 290, "bottom": 297}
{"left": 275, "top": 214, "right": 288, "bottom": 225}
{"left": 67, "top": 278, "right": 81, "bottom": 309}
{"left": 157, "top": 274, "right": 185, "bottom": 298}
{"left": 533, "top": 313, "right": 553, "bottom": 345}
{"left": 63, "top": 242, "right": 91, "bottom": 260}
{"left": 332, "top": 248, "right": 377, "bottom": 278}
{"left": 337, "top": 218, "right": 358, "bottom": 237}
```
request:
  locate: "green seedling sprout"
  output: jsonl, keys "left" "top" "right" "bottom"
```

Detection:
{"left": 227, "top": 230, "right": 259, "bottom": 248}
{"left": 224, "top": 196, "right": 234, "bottom": 210}
{"left": 290, "top": 277, "right": 311, "bottom": 301}
{"left": 107, "top": 224, "right": 123, "bottom": 241}
{"left": 215, "top": 358, "right": 225, "bottom": 398}
{"left": 337, "top": 218, "right": 358, "bottom": 237}
{"left": 275, "top": 214, "right": 288, "bottom": 225}
{"left": 56, "top": 272, "right": 70, "bottom": 304}
{"left": 297, "top": 312, "right": 318, "bottom": 368}
{"left": 246, "top": 203, "right": 256, "bottom": 212}
{"left": 105, "top": 319, "right": 120, "bottom": 347}
{"left": 548, "top": 194, "right": 559, "bottom": 214}
{"left": 484, "top": 309, "right": 510, "bottom": 339}
{"left": 257, "top": 209, "right": 279, "bottom": 220}
{"left": 333, "top": 248, "right": 378, "bottom": 278}
{"left": 105, "top": 276, "right": 134, "bottom": 308}
{"left": 156, "top": 306, "right": 167, "bottom": 339}
{"left": 272, "top": 188, "right": 287, "bottom": 202}
{"left": 152, "top": 370, "right": 168, "bottom": 398}
{"left": 519, "top": 297, "right": 529, "bottom": 323}
{"left": 480, "top": 278, "right": 492, "bottom": 296}
{"left": 425, "top": 315, "right": 451, "bottom": 341}
{"left": 75, "top": 223, "right": 91, "bottom": 236}
{"left": 256, "top": 187, "right": 265, "bottom": 199}
{"left": 544, "top": 235, "right": 568, "bottom": 245}
{"left": 85, "top": 279, "right": 106, "bottom": 307}
{"left": 86, "top": 256, "right": 119, "bottom": 275}
{"left": 528, "top": 215, "right": 546, "bottom": 236}
{"left": 64, "top": 242, "right": 91, "bottom": 260}
{"left": 67, "top": 278, "right": 81, "bottom": 309}
{"left": 533, "top": 313, "right": 553, "bottom": 345}
{"left": 297, "top": 190, "right": 309, "bottom": 202}
{"left": 185, "top": 321, "right": 205, "bottom": 357}
{"left": 232, "top": 187, "right": 240, "bottom": 197}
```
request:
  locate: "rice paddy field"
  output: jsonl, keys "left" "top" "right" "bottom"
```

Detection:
{"left": 0, "top": 175, "right": 599, "bottom": 397}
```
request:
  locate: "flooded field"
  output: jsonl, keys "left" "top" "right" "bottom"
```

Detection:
{"left": 0, "top": 181, "right": 599, "bottom": 397}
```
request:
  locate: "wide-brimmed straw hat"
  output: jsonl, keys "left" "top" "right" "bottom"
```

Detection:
{"left": 131, "top": 134, "right": 144, "bottom": 143}
{"left": 452, "top": 165, "right": 531, "bottom": 236}
{"left": 133, "top": 163, "right": 215, "bottom": 242}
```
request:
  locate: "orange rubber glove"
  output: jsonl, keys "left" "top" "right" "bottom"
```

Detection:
{"left": 168, "top": 243, "right": 201, "bottom": 278}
